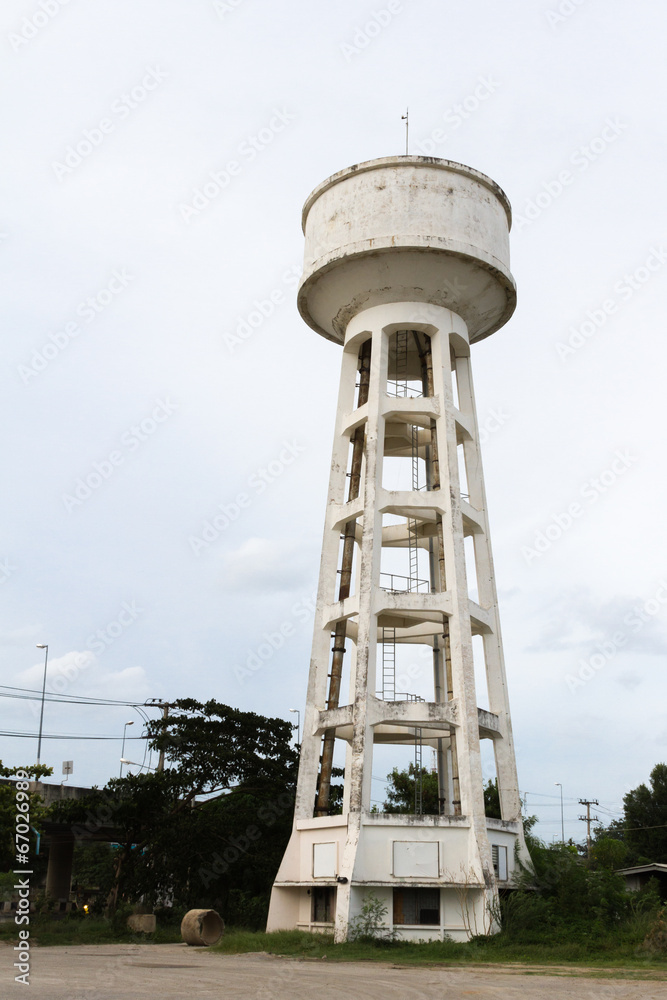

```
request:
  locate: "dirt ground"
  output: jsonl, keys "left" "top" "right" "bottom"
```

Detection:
{"left": 2, "top": 943, "right": 667, "bottom": 999}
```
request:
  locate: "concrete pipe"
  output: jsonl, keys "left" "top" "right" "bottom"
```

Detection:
{"left": 180, "top": 908, "right": 224, "bottom": 947}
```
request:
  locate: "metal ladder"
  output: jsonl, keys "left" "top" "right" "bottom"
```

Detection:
{"left": 414, "top": 727, "right": 423, "bottom": 815}
{"left": 408, "top": 423, "right": 420, "bottom": 590}
{"left": 381, "top": 627, "right": 396, "bottom": 701}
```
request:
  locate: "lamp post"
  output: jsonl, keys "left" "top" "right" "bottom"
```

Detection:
{"left": 555, "top": 782, "right": 565, "bottom": 844}
{"left": 35, "top": 644, "right": 49, "bottom": 766}
{"left": 119, "top": 758, "right": 156, "bottom": 773}
{"left": 119, "top": 721, "right": 134, "bottom": 777}
{"left": 289, "top": 708, "right": 300, "bottom": 745}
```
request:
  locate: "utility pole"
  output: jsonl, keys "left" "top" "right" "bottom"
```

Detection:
{"left": 578, "top": 799, "right": 599, "bottom": 859}
{"left": 157, "top": 702, "right": 170, "bottom": 772}
{"left": 146, "top": 699, "right": 172, "bottom": 772}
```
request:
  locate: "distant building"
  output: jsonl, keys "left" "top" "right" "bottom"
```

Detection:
{"left": 617, "top": 863, "right": 667, "bottom": 898}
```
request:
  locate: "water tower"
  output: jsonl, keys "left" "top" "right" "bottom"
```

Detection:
{"left": 267, "top": 156, "right": 528, "bottom": 942}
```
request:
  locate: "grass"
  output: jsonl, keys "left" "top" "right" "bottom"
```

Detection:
{"left": 0, "top": 915, "right": 182, "bottom": 947}
{"left": 212, "top": 927, "right": 667, "bottom": 976}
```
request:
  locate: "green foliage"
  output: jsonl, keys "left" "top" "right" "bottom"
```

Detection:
{"left": 620, "top": 763, "right": 667, "bottom": 864}
{"left": 71, "top": 842, "right": 116, "bottom": 907}
{"left": 348, "top": 890, "right": 395, "bottom": 943}
{"left": 0, "top": 761, "right": 53, "bottom": 872}
{"left": 641, "top": 908, "right": 667, "bottom": 954}
{"left": 383, "top": 764, "right": 440, "bottom": 814}
{"left": 381, "top": 766, "right": 502, "bottom": 818}
{"left": 591, "top": 836, "right": 628, "bottom": 871}
{"left": 212, "top": 928, "right": 667, "bottom": 967}
{"left": 0, "top": 911, "right": 182, "bottom": 946}
{"left": 146, "top": 698, "right": 298, "bottom": 797}
{"left": 0, "top": 870, "right": 17, "bottom": 901}
{"left": 631, "top": 877, "right": 663, "bottom": 915}
{"left": 483, "top": 779, "right": 501, "bottom": 819}
{"left": 48, "top": 700, "right": 297, "bottom": 919}
{"left": 502, "top": 835, "right": 645, "bottom": 944}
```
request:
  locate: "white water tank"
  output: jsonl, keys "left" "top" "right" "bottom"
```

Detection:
{"left": 298, "top": 155, "right": 516, "bottom": 344}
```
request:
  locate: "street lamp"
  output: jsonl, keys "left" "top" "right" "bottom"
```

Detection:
{"left": 35, "top": 644, "right": 49, "bottom": 766}
{"left": 555, "top": 782, "right": 565, "bottom": 844}
{"left": 119, "top": 758, "right": 156, "bottom": 773}
{"left": 119, "top": 721, "right": 134, "bottom": 777}
{"left": 289, "top": 708, "right": 301, "bottom": 745}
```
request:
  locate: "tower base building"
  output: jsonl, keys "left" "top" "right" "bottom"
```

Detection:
{"left": 267, "top": 157, "right": 529, "bottom": 942}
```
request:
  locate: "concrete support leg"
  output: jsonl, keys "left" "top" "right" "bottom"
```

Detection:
{"left": 45, "top": 834, "right": 74, "bottom": 900}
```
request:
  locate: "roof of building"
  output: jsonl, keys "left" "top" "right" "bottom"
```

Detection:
{"left": 616, "top": 864, "right": 667, "bottom": 875}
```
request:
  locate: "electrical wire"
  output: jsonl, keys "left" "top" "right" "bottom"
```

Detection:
{"left": 0, "top": 684, "right": 149, "bottom": 707}
{"left": 0, "top": 730, "right": 147, "bottom": 741}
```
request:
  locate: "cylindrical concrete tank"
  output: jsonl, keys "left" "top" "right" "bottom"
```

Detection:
{"left": 180, "top": 908, "right": 224, "bottom": 946}
{"left": 298, "top": 155, "right": 516, "bottom": 345}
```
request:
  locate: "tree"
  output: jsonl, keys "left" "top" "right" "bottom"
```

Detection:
{"left": 620, "top": 763, "right": 667, "bottom": 864}
{"left": 590, "top": 836, "right": 628, "bottom": 871}
{"left": 484, "top": 778, "right": 501, "bottom": 819}
{"left": 146, "top": 698, "right": 298, "bottom": 798}
{"left": 504, "top": 836, "right": 633, "bottom": 942}
{"left": 383, "top": 763, "right": 440, "bottom": 813}
{"left": 50, "top": 700, "right": 298, "bottom": 919}
{"left": 382, "top": 766, "right": 502, "bottom": 817}
{"left": 0, "top": 762, "right": 52, "bottom": 874}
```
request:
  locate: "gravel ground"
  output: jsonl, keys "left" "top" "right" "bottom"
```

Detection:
{"left": 2, "top": 943, "right": 667, "bottom": 999}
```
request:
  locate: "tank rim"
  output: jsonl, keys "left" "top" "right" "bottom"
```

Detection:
{"left": 301, "top": 155, "right": 513, "bottom": 233}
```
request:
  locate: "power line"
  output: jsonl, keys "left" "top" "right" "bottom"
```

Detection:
{"left": 597, "top": 822, "right": 667, "bottom": 834}
{"left": 0, "top": 684, "right": 150, "bottom": 708}
{"left": 0, "top": 730, "right": 147, "bottom": 741}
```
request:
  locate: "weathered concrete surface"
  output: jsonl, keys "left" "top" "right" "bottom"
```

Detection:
{"left": 2, "top": 944, "right": 666, "bottom": 999}
{"left": 126, "top": 914, "right": 156, "bottom": 934}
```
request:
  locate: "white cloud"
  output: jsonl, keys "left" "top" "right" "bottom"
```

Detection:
{"left": 219, "top": 537, "right": 314, "bottom": 593}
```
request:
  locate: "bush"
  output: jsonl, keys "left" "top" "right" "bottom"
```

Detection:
{"left": 502, "top": 839, "right": 633, "bottom": 944}
{"left": 642, "top": 908, "right": 667, "bottom": 955}
{"left": 348, "top": 891, "right": 396, "bottom": 944}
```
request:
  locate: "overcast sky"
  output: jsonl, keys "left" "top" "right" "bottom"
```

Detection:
{"left": 2, "top": 0, "right": 666, "bottom": 844}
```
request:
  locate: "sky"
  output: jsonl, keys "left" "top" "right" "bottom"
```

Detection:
{"left": 2, "top": 0, "right": 666, "bottom": 846}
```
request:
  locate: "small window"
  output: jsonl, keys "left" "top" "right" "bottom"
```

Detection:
{"left": 393, "top": 888, "right": 440, "bottom": 925}
{"left": 393, "top": 841, "right": 439, "bottom": 878}
{"left": 313, "top": 842, "right": 337, "bottom": 878}
{"left": 492, "top": 844, "right": 508, "bottom": 881}
{"left": 312, "top": 886, "right": 335, "bottom": 923}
